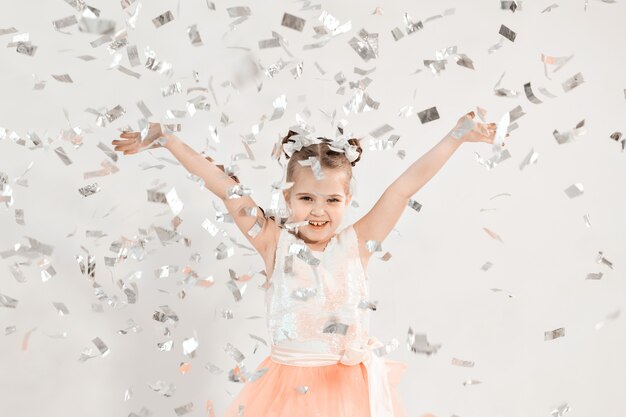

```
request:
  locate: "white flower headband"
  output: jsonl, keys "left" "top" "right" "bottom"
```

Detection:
{"left": 282, "top": 130, "right": 360, "bottom": 164}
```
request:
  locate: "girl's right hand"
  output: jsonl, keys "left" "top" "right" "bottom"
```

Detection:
{"left": 112, "top": 122, "right": 168, "bottom": 155}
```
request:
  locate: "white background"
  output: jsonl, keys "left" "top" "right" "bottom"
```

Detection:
{"left": 1, "top": 0, "right": 625, "bottom": 416}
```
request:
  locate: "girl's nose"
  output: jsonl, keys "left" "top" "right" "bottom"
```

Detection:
{"left": 310, "top": 206, "right": 324, "bottom": 216}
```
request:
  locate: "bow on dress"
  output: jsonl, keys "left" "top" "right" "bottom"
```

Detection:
{"left": 339, "top": 337, "right": 396, "bottom": 417}
{"left": 270, "top": 336, "right": 406, "bottom": 417}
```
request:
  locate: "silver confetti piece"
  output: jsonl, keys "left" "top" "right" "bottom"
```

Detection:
{"left": 105, "top": 104, "right": 125, "bottom": 122}
{"left": 284, "top": 254, "right": 294, "bottom": 275}
{"left": 552, "top": 120, "right": 586, "bottom": 144}
{"left": 380, "top": 252, "right": 392, "bottom": 261}
{"left": 322, "top": 321, "right": 349, "bottom": 335}
{"left": 348, "top": 29, "right": 379, "bottom": 62}
{"left": 224, "top": 342, "right": 246, "bottom": 363}
{"left": 298, "top": 156, "right": 324, "bottom": 180}
{"left": 586, "top": 272, "right": 603, "bottom": 280}
{"left": 52, "top": 74, "right": 73, "bottom": 83}
{"left": 358, "top": 299, "right": 377, "bottom": 311}
{"left": 52, "top": 302, "right": 70, "bottom": 315}
{"left": 451, "top": 357, "right": 475, "bottom": 367}
{"left": 226, "top": 6, "right": 251, "bottom": 17}
{"left": 494, "top": 72, "right": 519, "bottom": 97}
{"left": 84, "top": 337, "right": 109, "bottom": 357}
{"left": 107, "top": 38, "right": 128, "bottom": 54}
{"left": 550, "top": 402, "right": 571, "bottom": 417}
{"left": 53, "top": 15, "right": 78, "bottom": 32}
{"left": 216, "top": 242, "right": 235, "bottom": 260}
{"left": 187, "top": 24, "right": 203, "bottom": 46}
{"left": 246, "top": 216, "right": 264, "bottom": 239}
{"left": 524, "top": 82, "right": 543, "bottom": 104}
{"left": 118, "top": 319, "right": 142, "bottom": 334}
{"left": 454, "top": 53, "right": 474, "bottom": 70}
{"left": 157, "top": 340, "right": 173, "bottom": 352}
{"left": 0, "top": 27, "right": 18, "bottom": 36}
{"left": 78, "top": 182, "right": 101, "bottom": 197}
{"left": 365, "top": 240, "right": 382, "bottom": 253}
{"left": 162, "top": 82, "right": 182, "bottom": 97}
{"left": 124, "top": 387, "right": 133, "bottom": 401}
{"left": 182, "top": 336, "right": 199, "bottom": 357}
{"left": 369, "top": 124, "right": 394, "bottom": 139}
{"left": 505, "top": 1, "right": 519, "bottom": 12}
{"left": 562, "top": 72, "right": 584, "bottom": 92}
{"left": 281, "top": 13, "right": 306, "bottom": 31}
{"left": 16, "top": 42, "right": 37, "bottom": 56}
{"left": 343, "top": 89, "right": 380, "bottom": 114}
{"left": 404, "top": 12, "right": 423, "bottom": 34}
{"left": 79, "top": 15, "right": 115, "bottom": 35}
{"left": 174, "top": 403, "right": 193, "bottom": 417}
{"left": 594, "top": 309, "right": 620, "bottom": 330}
{"left": 564, "top": 183, "right": 584, "bottom": 198}
{"left": 121, "top": 0, "right": 136, "bottom": 9}
{"left": 118, "top": 66, "right": 141, "bottom": 79}
{"left": 498, "top": 24, "right": 516, "bottom": 42}
{"left": 407, "top": 199, "right": 422, "bottom": 212}
{"left": 462, "top": 379, "right": 482, "bottom": 386}
{"left": 542, "top": 3, "right": 559, "bottom": 12}
{"left": 0, "top": 293, "right": 18, "bottom": 308}
{"left": 153, "top": 305, "right": 179, "bottom": 325}
{"left": 544, "top": 327, "right": 565, "bottom": 341}
{"left": 397, "top": 105, "right": 413, "bottom": 118}
{"left": 152, "top": 11, "right": 175, "bottom": 28}
{"left": 13, "top": 209, "right": 24, "bottom": 225}
{"left": 296, "top": 385, "right": 309, "bottom": 394}
{"left": 127, "top": 44, "right": 140, "bottom": 66}
{"left": 226, "top": 184, "right": 253, "bottom": 199}
{"left": 144, "top": 46, "right": 173, "bottom": 76}
{"left": 519, "top": 148, "right": 539, "bottom": 170}
{"left": 449, "top": 117, "right": 475, "bottom": 139}
{"left": 595, "top": 251, "right": 614, "bottom": 269}
{"left": 391, "top": 27, "right": 404, "bottom": 41}
{"left": 259, "top": 37, "right": 281, "bottom": 49}
{"left": 148, "top": 380, "right": 176, "bottom": 397}
{"left": 117, "top": 279, "right": 138, "bottom": 304}
{"left": 424, "top": 59, "right": 448, "bottom": 75}
{"left": 291, "top": 287, "right": 317, "bottom": 301}
{"left": 54, "top": 146, "right": 73, "bottom": 165}
{"left": 201, "top": 218, "right": 221, "bottom": 237}
{"left": 417, "top": 107, "right": 439, "bottom": 123}
{"left": 407, "top": 327, "right": 441, "bottom": 355}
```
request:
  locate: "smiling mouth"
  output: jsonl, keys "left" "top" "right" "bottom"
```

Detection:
{"left": 308, "top": 220, "right": 329, "bottom": 228}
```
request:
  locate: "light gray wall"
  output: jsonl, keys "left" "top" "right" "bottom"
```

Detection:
{"left": 1, "top": 1, "right": 625, "bottom": 416}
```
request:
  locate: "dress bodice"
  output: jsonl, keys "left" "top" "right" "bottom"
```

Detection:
{"left": 265, "top": 224, "right": 371, "bottom": 355}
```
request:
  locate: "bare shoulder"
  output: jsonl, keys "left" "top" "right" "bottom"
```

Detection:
{"left": 352, "top": 223, "right": 372, "bottom": 272}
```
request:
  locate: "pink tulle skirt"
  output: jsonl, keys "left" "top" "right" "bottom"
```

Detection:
{"left": 221, "top": 355, "right": 408, "bottom": 417}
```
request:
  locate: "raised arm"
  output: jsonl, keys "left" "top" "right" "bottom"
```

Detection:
{"left": 162, "top": 135, "right": 279, "bottom": 258}
{"left": 112, "top": 127, "right": 279, "bottom": 259}
{"left": 353, "top": 112, "right": 501, "bottom": 250}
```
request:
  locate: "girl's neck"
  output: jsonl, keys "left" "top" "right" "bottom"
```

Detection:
{"left": 296, "top": 230, "right": 337, "bottom": 251}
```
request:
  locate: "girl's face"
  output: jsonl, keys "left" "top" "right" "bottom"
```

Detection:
{"left": 284, "top": 167, "right": 352, "bottom": 244}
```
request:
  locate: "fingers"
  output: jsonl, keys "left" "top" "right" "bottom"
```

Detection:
{"left": 112, "top": 138, "right": 137, "bottom": 145}
{"left": 112, "top": 137, "right": 141, "bottom": 152}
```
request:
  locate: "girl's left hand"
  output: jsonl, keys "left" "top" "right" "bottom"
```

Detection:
{"left": 450, "top": 111, "right": 510, "bottom": 146}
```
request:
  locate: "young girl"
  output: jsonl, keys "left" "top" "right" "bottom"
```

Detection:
{"left": 112, "top": 111, "right": 506, "bottom": 417}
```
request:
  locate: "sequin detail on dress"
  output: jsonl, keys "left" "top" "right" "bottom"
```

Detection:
{"left": 265, "top": 224, "right": 370, "bottom": 356}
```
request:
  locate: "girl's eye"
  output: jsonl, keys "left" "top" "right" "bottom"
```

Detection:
{"left": 300, "top": 196, "right": 312, "bottom": 201}
{"left": 328, "top": 198, "right": 339, "bottom": 203}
